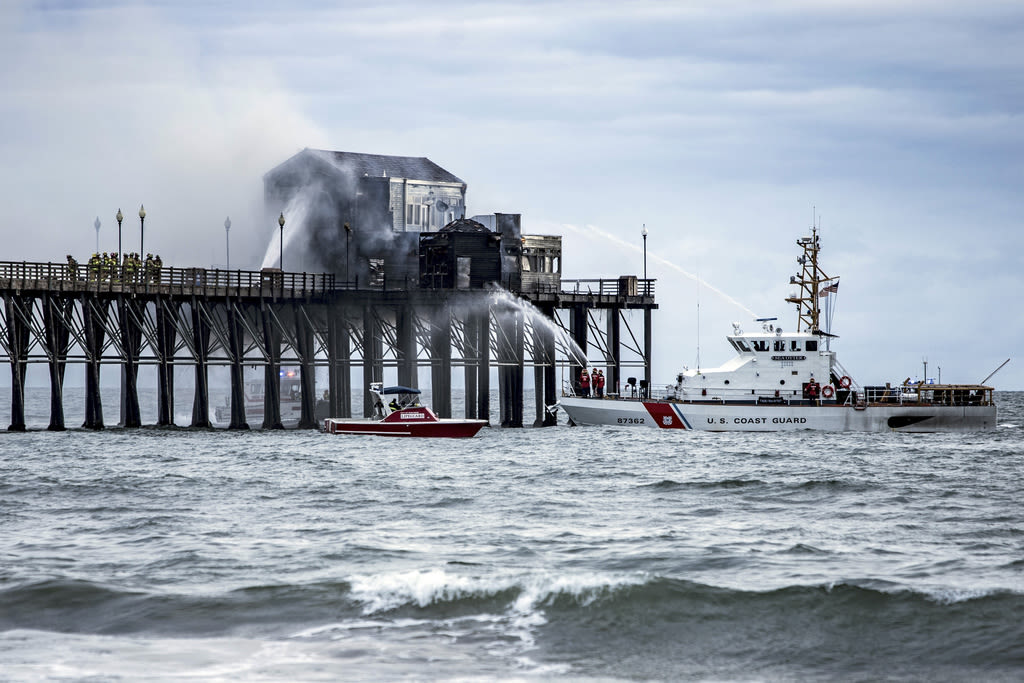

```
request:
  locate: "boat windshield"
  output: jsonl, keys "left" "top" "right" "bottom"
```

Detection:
{"left": 380, "top": 385, "right": 421, "bottom": 410}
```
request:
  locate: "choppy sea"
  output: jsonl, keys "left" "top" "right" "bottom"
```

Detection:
{"left": 1, "top": 386, "right": 1022, "bottom": 682}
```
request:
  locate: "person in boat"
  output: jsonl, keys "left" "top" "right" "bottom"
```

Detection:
{"left": 595, "top": 369, "right": 605, "bottom": 398}
{"left": 579, "top": 368, "right": 591, "bottom": 397}
{"left": 389, "top": 398, "right": 399, "bottom": 412}
{"left": 806, "top": 378, "right": 820, "bottom": 402}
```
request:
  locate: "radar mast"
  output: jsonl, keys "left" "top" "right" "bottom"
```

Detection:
{"left": 785, "top": 225, "right": 838, "bottom": 334}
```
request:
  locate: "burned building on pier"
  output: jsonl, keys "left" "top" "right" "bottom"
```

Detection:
{"left": 264, "top": 148, "right": 469, "bottom": 283}
{"left": 264, "top": 148, "right": 562, "bottom": 294}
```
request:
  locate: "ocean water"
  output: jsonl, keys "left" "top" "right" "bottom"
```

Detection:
{"left": 1, "top": 388, "right": 1022, "bottom": 681}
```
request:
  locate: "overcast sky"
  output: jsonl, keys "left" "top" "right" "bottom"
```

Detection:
{"left": 1, "top": 0, "right": 1021, "bottom": 389}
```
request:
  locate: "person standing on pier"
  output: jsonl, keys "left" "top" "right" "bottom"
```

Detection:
{"left": 124, "top": 253, "right": 136, "bottom": 282}
{"left": 66, "top": 255, "right": 78, "bottom": 280}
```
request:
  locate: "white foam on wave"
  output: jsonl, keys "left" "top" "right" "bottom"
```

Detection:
{"left": 346, "top": 567, "right": 649, "bottom": 616}
{"left": 831, "top": 578, "right": 1010, "bottom": 605}
{"left": 920, "top": 585, "right": 1005, "bottom": 605}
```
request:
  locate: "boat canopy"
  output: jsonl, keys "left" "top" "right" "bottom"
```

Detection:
{"left": 380, "top": 385, "right": 421, "bottom": 395}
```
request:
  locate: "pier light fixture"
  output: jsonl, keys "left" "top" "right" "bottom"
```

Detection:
{"left": 344, "top": 221, "right": 351, "bottom": 282}
{"left": 115, "top": 208, "right": 123, "bottom": 257}
{"left": 224, "top": 216, "right": 231, "bottom": 270}
{"left": 94, "top": 216, "right": 101, "bottom": 253}
{"left": 138, "top": 204, "right": 146, "bottom": 256}
{"left": 278, "top": 212, "right": 286, "bottom": 270}
{"left": 641, "top": 223, "right": 648, "bottom": 295}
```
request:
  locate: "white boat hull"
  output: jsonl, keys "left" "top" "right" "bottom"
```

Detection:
{"left": 558, "top": 397, "right": 996, "bottom": 432}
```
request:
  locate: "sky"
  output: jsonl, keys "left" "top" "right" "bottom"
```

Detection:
{"left": 1, "top": 0, "right": 1022, "bottom": 389}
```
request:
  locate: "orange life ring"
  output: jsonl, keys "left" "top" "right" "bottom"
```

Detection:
{"left": 838, "top": 376, "right": 851, "bottom": 389}
{"left": 822, "top": 385, "right": 835, "bottom": 399}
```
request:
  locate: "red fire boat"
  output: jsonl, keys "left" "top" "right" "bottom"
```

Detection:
{"left": 323, "top": 383, "right": 487, "bottom": 438}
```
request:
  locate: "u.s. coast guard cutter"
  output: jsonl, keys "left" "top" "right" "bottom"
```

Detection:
{"left": 557, "top": 228, "right": 997, "bottom": 432}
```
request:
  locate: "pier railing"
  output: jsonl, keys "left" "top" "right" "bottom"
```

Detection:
{"left": 0, "top": 261, "right": 655, "bottom": 300}
{"left": 557, "top": 278, "right": 655, "bottom": 297}
{"left": 0, "top": 261, "right": 336, "bottom": 296}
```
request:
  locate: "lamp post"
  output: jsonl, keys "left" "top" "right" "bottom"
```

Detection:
{"left": 94, "top": 217, "right": 101, "bottom": 253}
{"left": 641, "top": 223, "right": 648, "bottom": 295}
{"left": 115, "top": 208, "right": 123, "bottom": 258}
{"left": 344, "top": 221, "right": 351, "bottom": 282}
{"left": 224, "top": 216, "right": 231, "bottom": 270}
{"left": 278, "top": 212, "right": 285, "bottom": 270}
{"left": 138, "top": 205, "right": 146, "bottom": 256}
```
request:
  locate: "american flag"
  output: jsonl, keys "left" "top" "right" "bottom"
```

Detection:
{"left": 818, "top": 282, "right": 839, "bottom": 298}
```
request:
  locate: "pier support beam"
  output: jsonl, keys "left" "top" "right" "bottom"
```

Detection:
{"left": 190, "top": 302, "right": 212, "bottom": 428}
{"left": 156, "top": 299, "right": 177, "bottom": 426}
{"left": 43, "top": 295, "right": 72, "bottom": 431}
{"left": 83, "top": 296, "right": 106, "bottom": 430}
{"left": 362, "top": 307, "right": 383, "bottom": 417}
{"left": 606, "top": 309, "right": 621, "bottom": 397}
{"left": 227, "top": 304, "right": 249, "bottom": 430}
{"left": 569, "top": 304, "right": 588, "bottom": 396}
{"left": 534, "top": 303, "right": 557, "bottom": 427}
{"left": 644, "top": 307, "right": 652, "bottom": 399}
{"left": 117, "top": 298, "right": 142, "bottom": 428}
{"left": 497, "top": 307, "right": 524, "bottom": 428}
{"left": 463, "top": 308, "right": 478, "bottom": 419}
{"left": 5, "top": 294, "right": 30, "bottom": 431}
{"left": 296, "top": 305, "right": 317, "bottom": 429}
{"left": 477, "top": 307, "right": 491, "bottom": 423}
{"left": 430, "top": 304, "right": 452, "bottom": 418}
{"left": 262, "top": 305, "right": 283, "bottom": 429}
{"left": 396, "top": 305, "right": 418, "bottom": 389}
{"left": 327, "top": 304, "right": 351, "bottom": 419}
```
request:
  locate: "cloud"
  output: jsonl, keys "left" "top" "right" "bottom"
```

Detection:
{"left": 0, "top": 2, "right": 327, "bottom": 266}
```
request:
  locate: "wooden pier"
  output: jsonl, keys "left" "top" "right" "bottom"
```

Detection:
{"left": 0, "top": 261, "right": 656, "bottom": 430}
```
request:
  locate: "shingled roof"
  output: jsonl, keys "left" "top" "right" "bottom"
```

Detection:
{"left": 272, "top": 148, "right": 465, "bottom": 184}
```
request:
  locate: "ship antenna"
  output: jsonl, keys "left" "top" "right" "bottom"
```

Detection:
{"left": 696, "top": 268, "right": 701, "bottom": 372}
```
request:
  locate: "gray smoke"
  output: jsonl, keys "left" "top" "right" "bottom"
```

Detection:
{"left": 263, "top": 150, "right": 406, "bottom": 282}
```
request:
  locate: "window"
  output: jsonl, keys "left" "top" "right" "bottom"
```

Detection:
{"left": 406, "top": 204, "right": 424, "bottom": 226}
{"left": 790, "top": 340, "right": 802, "bottom": 351}
{"left": 806, "top": 340, "right": 818, "bottom": 352}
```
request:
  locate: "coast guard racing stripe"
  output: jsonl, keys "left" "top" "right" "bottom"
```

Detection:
{"left": 643, "top": 402, "right": 690, "bottom": 429}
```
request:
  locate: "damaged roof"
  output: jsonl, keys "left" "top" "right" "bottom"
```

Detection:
{"left": 266, "top": 148, "right": 465, "bottom": 184}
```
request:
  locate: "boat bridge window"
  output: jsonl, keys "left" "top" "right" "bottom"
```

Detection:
{"left": 752, "top": 340, "right": 769, "bottom": 352}
{"left": 790, "top": 341, "right": 802, "bottom": 351}
{"left": 728, "top": 339, "right": 741, "bottom": 352}
{"left": 774, "top": 340, "right": 785, "bottom": 352}
{"left": 806, "top": 340, "right": 818, "bottom": 352}
{"left": 737, "top": 340, "right": 751, "bottom": 352}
